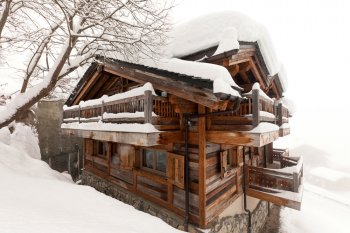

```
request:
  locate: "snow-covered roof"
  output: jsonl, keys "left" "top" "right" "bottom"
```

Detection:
{"left": 167, "top": 11, "right": 287, "bottom": 92}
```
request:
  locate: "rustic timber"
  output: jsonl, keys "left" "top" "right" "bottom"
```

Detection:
{"left": 62, "top": 36, "right": 298, "bottom": 230}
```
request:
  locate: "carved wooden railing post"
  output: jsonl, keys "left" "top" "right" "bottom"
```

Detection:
{"left": 144, "top": 90, "right": 153, "bottom": 124}
{"left": 277, "top": 103, "right": 283, "bottom": 126}
{"left": 101, "top": 100, "right": 104, "bottom": 122}
{"left": 252, "top": 89, "right": 260, "bottom": 127}
{"left": 292, "top": 172, "right": 299, "bottom": 192}
{"left": 78, "top": 106, "right": 81, "bottom": 123}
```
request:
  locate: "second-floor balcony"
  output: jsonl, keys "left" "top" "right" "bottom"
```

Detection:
{"left": 245, "top": 148, "right": 303, "bottom": 210}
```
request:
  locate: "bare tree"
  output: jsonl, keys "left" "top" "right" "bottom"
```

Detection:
{"left": 0, "top": 0, "right": 172, "bottom": 128}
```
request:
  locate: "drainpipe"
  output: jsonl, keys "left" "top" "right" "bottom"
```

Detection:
{"left": 183, "top": 98, "right": 242, "bottom": 231}
{"left": 243, "top": 148, "right": 252, "bottom": 233}
{"left": 184, "top": 115, "right": 190, "bottom": 231}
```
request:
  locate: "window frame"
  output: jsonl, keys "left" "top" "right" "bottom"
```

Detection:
{"left": 140, "top": 148, "right": 167, "bottom": 176}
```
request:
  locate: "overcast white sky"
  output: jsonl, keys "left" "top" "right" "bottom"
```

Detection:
{"left": 172, "top": 0, "right": 350, "bottom": 162}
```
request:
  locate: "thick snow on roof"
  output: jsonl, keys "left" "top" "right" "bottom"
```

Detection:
{"left": 138, "top": 57, "right": 241, "bottom": 97}
{"left": 168, "top": 11, "right": 287, "bottom": 90}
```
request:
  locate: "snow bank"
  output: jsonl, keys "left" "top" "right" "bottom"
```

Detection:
{"left": 10, "top": 123, "right": 41, "bottom": 160}
{"left": 0, "top": 142, "right": 182, "bottom": 233}
{"left": 280, "top": 185, "right": 350, "bottom": 233}
{"left": 61, "top": 122, "right": 159, "bottom": 133}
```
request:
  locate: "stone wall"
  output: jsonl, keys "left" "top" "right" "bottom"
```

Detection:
{"left": 35, "top": 99, "right": 83, "bottom": 180}
{"left": 82, "top": 170, "right": 187, "bottom": 230}
{"left": 82, "top": 170, "right": 270, "bottom": 233}
{"left": 209, "top": 201, "right": 269, "bottom": 233}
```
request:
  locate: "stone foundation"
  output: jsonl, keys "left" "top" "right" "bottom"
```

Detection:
{"left": 82, "top": 170, "right": 270, "bottom": 233}
{"left": 209, "top": 201, "right": 269, "bottom": 233}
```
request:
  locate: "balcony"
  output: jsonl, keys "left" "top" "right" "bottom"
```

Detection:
{"left": 61, "top": 86, "right": 179, "bottom": 146}
{"left": 245, "top": 149, "right": 303, "bottom": 210}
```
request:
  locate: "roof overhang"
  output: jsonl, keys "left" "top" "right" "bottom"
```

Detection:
{"left": 61, "top": 128, "right": 160, "bottom": 146}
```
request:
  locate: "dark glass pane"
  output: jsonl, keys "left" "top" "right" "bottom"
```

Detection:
{"left": 98, "top": 142, "right": 104, "bottom": 155}
{"left": 155, "top": 150, "right": 166, "bottom": 173}
{"left": 142, "top": 149, "right": 154, "bottom": 169}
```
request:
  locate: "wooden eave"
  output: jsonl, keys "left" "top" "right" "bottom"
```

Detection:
{"left": 61, "top": 128, "right": 160, "bottom": 146}
{"left": 159, "top": 129, "right": 279, "bottom": 147}
{"left": 65, "top": 57, "right": 239, "bottom": 110}
{"left": 100, "top": 59, "right": 229, "bottom": 110}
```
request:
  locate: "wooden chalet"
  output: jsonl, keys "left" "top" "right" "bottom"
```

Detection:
{"left": 61, "top": 13, "right": 303, "bottom": 232}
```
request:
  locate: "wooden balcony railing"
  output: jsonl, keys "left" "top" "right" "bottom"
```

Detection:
{"left": 240, "top": 89, "right": 275, "bottom": 126}
{"left": 63, "top": 90, "right": 178, "bottom": 124}
{"left": 245, "top": 154, "right": 303, "bottom": 210}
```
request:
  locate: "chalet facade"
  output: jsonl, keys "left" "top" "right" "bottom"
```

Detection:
{"left": 61, "top": 12, "right": 303, "bottom": 233}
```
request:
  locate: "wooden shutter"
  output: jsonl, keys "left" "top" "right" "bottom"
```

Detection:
{"left": 220, "top": 150, "right": 228, "bottom": 178}
{"left": 166, "top": 152, "right": 184, "bottom": 189}
{"left": 85, "top": 139, "right": 93, "bottom": 161}
{"left": 119, "top": 144, "right": 135, "bottom": 170}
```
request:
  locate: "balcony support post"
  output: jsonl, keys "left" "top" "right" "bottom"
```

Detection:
{"left": 277, "top": 103, "right": 283, "bottom": 126}
{"left": 144, "top": 90, "right": 153, "bottom": 124}
{"left": 252, "top": 89, "right": 260, "bottom": 127}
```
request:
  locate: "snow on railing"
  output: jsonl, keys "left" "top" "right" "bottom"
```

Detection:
{"left": 63, "top": 83, "right": 178, "bottom": 124}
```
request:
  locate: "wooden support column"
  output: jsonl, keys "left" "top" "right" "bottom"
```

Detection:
{"left": 144, "top": 90, "right": 153, "bottom": 123}
{"left": 252, "top": 89, "right": 260, "bottom": 127}
{"left": 198, "top": 105, "right": 206, "bottom": 228}
{"left": 277, "top": 103, "right": 283, "bottom": 126}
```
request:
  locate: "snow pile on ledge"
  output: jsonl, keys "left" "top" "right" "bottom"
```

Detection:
{"left": 281, "top": 123, "right": 290, "bottom": 129}
{"left": 244, "top": 111, "right": 275, "bottom": 119}
{"left": 61, "top": 122, "right": 159, "bottom": 133}
{"left": 103, "top": 111, "right": 157, "bottom": 119}
{"left": 243, "top": 82, "right": 274, "bottom": 103}
{"left": 249, "top": 122, "right": 279, "bottom": 133}
{"left": 169, "top": 11, "right": 282, "bottom": 77}
{"left": 0, "top": 142, "right": 181, "bottom": 233}
{"left": 64, "top": 82, "right": 155, "bottom": 110}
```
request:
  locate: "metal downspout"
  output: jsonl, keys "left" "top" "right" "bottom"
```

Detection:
{"left": 184, "top": 115, "right": 190, "bottom": 231}
{"left": 243, "top": 148, "right": 252, "bottom": 233}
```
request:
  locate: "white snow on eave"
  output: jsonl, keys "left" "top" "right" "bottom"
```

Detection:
{"left": 137, "top": 58, "right": 241, "bottom": 97}
{"left": 281, "top": 123, "right": 290, "bottom": 129}
{"left": 61, "top": 122, "right": 159, "bottom": 133}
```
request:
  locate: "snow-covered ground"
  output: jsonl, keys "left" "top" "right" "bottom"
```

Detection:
{"left": 280, "top": 185, "right": 350, "bottom": 233}
{"left": 277, "top": 139, "right": 350, "bottom": 233}
{"left": 0, "top": 124, "right": 182, "bottom": 233}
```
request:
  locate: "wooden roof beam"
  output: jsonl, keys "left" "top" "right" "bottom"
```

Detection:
{"left": 103, "top": 63, "right": 223, "bottom": 110}
{"left": 249, "top": 57, "right": 266, "bottom": 90}
{"left": 228, "top": 64, "right": 239, "bottom": 76}
{"left": 72, "top": 70, "right": 102, "bottom": 105}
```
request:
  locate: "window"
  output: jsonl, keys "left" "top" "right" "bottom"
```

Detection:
{"left": 96, "top": 141, "right": 107, "bottom": 158}
{"left": 141, "top": 149, "right": 167, "bottom": 174}
{"left": 220, "top": 147, "right": 239, "bottom": 178}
